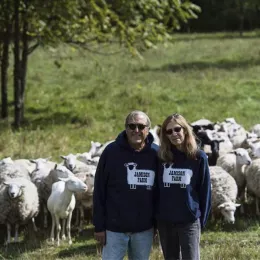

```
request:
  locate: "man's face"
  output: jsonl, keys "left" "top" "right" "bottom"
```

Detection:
{"left": 126, "top": 115, "right": 149, "bottom": 149}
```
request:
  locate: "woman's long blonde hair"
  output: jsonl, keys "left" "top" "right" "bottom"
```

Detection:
{"left": 158, "top": 114, "right": 199, "bottom": 162}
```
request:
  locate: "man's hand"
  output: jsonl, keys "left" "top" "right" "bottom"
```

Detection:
{"left": 94, "top": 231, "right": 106, "bottom": 246}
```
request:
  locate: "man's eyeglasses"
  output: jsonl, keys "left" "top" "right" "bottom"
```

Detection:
{"left": 127, "top": 124, "right": 147, "bottom": 131}
{"left": 165, "top": 126, "right": 182, "bottom": 135}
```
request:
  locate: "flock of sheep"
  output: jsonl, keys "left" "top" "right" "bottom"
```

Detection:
{"left": 0, "top": 117, "right": 260, "bottom": 246}
{"left": 0, "top": 142, "right": 103, "bottom": 246}
{"left": 191, "top": 118, "right": 260, "bottom": 224}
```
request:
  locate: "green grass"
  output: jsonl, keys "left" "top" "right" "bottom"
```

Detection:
{"left": 1, "top": 31, "right": 260, "bottom": 259}
{"left": 1, "top": 219, "right": 260, "bottom": 260}
{"left": 1, "top": 31, "right": 260, "bottom": 161}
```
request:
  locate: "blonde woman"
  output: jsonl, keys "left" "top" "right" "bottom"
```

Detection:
{"left": 156, "top": 113, "right": 211, "bottom": 260}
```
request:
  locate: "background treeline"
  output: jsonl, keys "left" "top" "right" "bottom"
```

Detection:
{"left": 185, "top": 0, "right": 260, "bottom": 32}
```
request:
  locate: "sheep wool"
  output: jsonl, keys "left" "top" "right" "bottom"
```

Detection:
{"left": 0, "top": 177, "right": 39, "bottom": 231}
{"left": 209, "top": 166, "right": 240, "bottom": 223}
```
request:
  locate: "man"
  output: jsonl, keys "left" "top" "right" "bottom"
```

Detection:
{"left": 93, "top": 110, "right": 158, "bottom": 260}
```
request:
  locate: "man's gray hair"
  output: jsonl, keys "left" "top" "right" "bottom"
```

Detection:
{"left": 125, "top": 110, "right": 151, "bottom": 128}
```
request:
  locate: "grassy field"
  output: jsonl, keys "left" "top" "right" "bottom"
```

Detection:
{"left": 1, "top": 31, "right": 260, "bottom": 259}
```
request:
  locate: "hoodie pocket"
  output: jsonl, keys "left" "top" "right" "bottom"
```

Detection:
{"left": 186, "top": 188, "right": 200, "bottom": 218}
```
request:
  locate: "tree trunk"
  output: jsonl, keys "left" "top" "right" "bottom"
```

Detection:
{"left": 239, "top": 0, "right": 244, "bottom": 37}
{"left": 1, "top": 0, "right": 12, "bottom": 119}
{"left": 13, "top": 0, "right": 22, "bottom": 128}
{"left": 20, "top": 1, "right": 29, "bottom": 121}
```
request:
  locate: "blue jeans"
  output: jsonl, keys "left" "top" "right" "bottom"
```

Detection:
{"left": 102, "top": 228, "right": 154, "bottom": 260}
{"left": 158, "top": 219, "right": 201, "bottom": 260}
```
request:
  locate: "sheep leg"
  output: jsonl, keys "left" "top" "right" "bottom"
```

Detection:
{"left": 61, "top": 219, "right": 66, "bottom": 240}
{"left": 66, "top": 212, "right": 73, "bottom": 245}
{"left": 6, "top": 223, "right": 11, "bottom": 244}
{"left": 244, "top": 186, "right": 248, "bottom": 203}
{"left": 211, "top": 211, "right": 215, "bottom": 222}
{"left": 256, "top": 197, "right": 260, "bottom": 216}
{"left": 43, "top": 204, "right": 48, "bottom": 228}
{"left": 50, "top": 214, "right": 55, "bottom": 243}
{"left": 14, "top": 224, "right": 19, "bottom": 242}
{"left": 239, "top": 189, "right": 245, "bottom": 214}
{"left": 79, "top": 206, "right": 84, "bottom": 232}
{"left": 55, "top": 216, "right": 61, "bottom": 246}
{"left": 74, "top": 207, "right": 79, "bottom": 227}
{"left": 32, "top": 218, "right": 38, "bottom": 232}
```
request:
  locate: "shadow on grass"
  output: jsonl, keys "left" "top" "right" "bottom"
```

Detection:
{"left": 58, "top": 226, "right": 99, "bottom": 258}
{"left": 205, "top": 212, "right": 260, "bottom": 233}
{"left": 0, "top": 242, "right": 39, "bottom": 259}
{"left": 0, "top": 225, "right": 97, "bottom": 259}
{"left": 57, "top": 243, "right": 98, "bottom": 258}
{"left": 19, "top": 110, "right": 93, "bottom": 130}
{"left": 0, "top": 231, "right": 43, "bottom": 259}
{"left": 171, "top": 32, "right": 260, "bottom": 42}
{"left": 135, "top": 58, "right": 260, "bottom": 73}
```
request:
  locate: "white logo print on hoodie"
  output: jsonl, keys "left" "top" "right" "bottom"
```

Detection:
{"left": 124, "top": 162, "right": 155, "bottom": 190}
{"left": 162, "top": 163, "right": 193, "bottom": 188}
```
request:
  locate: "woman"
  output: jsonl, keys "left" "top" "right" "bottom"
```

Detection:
{"left": 156, "top": 113, "right": 211, "bottom": 260}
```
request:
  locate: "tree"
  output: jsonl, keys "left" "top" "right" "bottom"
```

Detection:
{"left": 0, "top": 0, "right": 201, "bottom": 128}
{"left": 0, "top": 0, "right": 12, "bottom": 119}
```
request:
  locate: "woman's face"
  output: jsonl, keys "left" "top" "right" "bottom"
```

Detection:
{"left": 165, "top": 120, "right": 186, "bottom": 149}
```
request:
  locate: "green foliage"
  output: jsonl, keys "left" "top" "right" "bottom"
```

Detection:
{"left": 0, "top": 0, "right": 201, "bottom": 53}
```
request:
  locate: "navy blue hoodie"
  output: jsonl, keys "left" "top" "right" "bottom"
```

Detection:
{"left": 156, "top": 147, "right": 211, "bottom": 228}
{"left": 93, "top": 131, "right": 158, "bottom": 233}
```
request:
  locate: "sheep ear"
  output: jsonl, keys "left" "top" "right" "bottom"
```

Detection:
{"left": 54, "top": 164, "right": 58, "bottom": 170}
{"left": 30, "top": 159, "right": 36, "bottom": 163}
{"left": 60, "top": 155, "right": 66, "bottom": 160}
{"left": 235, "top": 204, "right": 241, "bottom": 207}
{"left": 58, "top": 177, "right": 68, "bottom": 182}
{"left": 217, "top": 204, "right": 225, "bottom": 209}
{"left": 3, "top": 182, "right": 10, "bottom": 186}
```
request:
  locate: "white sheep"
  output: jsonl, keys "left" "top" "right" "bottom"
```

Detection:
{"left": 209, "top": 166, "right": 240, "bottom": 223}
{"left": 244, "top": 158, "right": 260, "bottom": 216}
{"left": 0, "top": 177, "right": 39, "bottom": 244}
{"left": 250, "top": 124, "right": 260, "bottom": 138}
{"left": 76, "top": 153, "right": 100, "bottom": 166}
{"left": 13, "top": 159, "right": 36, "bottom": 174}
{"left": 216, "top": 148, "right": 251, "bottom": 213}
{"left": 248, "top": 141, "right": 260, "bottom": 158}
{"left": 191, "top": 118, "right": 213, "bottom": 126}
{"left": 88, "top": 141, "right": 102, "bottom": 157}
{"left": 240, "top": 132, "right": 259, "bottom": 149}
{"left": 30, "top": 159, "right": 58, "bottom": 228}
{"left": 217, "top": 132, "right": 234, "bottom": 156}
{"left": 149, "top": 125, "right": 161, "bottom": 145}
{"left": 90, "top": 140, "right": 114, "bottom": 158}
{"left": 0, "top": 158, "right": 31, "bottom": 182}
{"left": 74, "top": 172, "right": 95, "bottom": 232}
{"left": 47, "top": 175, "right": 88, "bottom": 246}
{"left": 60, "top": 153, "right": 96, "bottom": 175}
